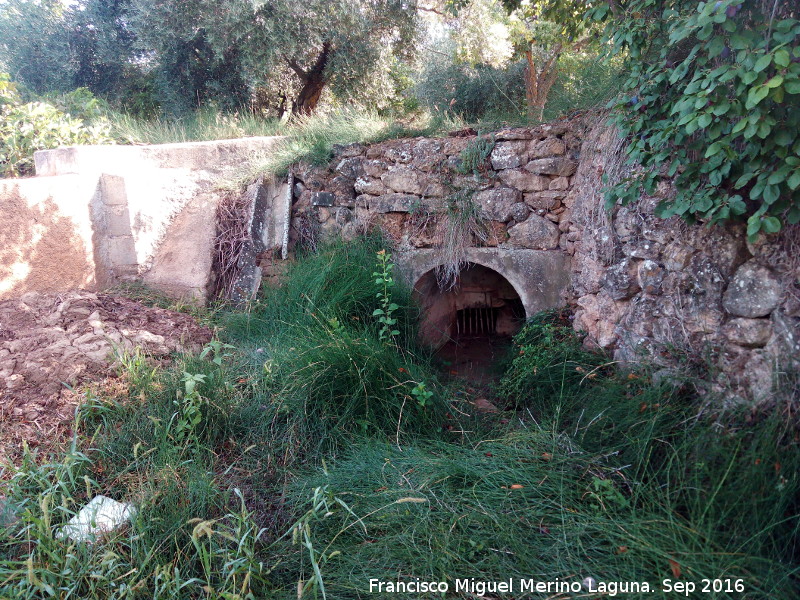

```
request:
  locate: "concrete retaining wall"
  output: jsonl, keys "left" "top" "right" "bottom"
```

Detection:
{"left": 0, "top": 137, "right": 284, "bottom": 302}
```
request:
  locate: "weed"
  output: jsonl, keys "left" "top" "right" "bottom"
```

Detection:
{"left": 455, "top": 134, "right": 496, "bottom": 176}
{"left": 372, "top": 250, "right": 400, "bottom": 344}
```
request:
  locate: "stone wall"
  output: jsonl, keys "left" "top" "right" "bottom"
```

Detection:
{"left": 569, "top": 121, "right": 800, "bottom": 402}
{"left": 289, "top": 119, "right": 585, "bottom": 253}
{"left": 294, "top": 116, "right": 800, "bottom": 401}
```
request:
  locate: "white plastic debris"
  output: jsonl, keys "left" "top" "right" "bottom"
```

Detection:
{"left": 57, "top": 495, "right": 136, "bottom": 543}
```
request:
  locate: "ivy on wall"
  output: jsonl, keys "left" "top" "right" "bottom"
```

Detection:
{"left": 588, "top": 0, "right": 800, "bottom": 239}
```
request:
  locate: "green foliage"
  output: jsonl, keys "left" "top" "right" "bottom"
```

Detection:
{"left": 456, "top": 134, "right": 496, "bottom": 175}
{"left": 372, "top": 250, "right": 401, "bottom": 343}
{"left": 415, "top": 42, "right": 623, "bottom": 124}
{"left": 223, "top": 235, "right": 446, "bottom": 457}
{"left": 272, "top": 312, "right": 798, "bottom": 598}
{"left": 0, "top": 0, "right": 73, "bottom": 94}
{"left": 0, "top": 0, "right": 141, "bottom": 101}
{"left": 128, "top": 0, "right": 420, "bottom": 116}
{"left": 589, "top": 0, "right": 800, "bottom": 238}
{"left": 0, "top": 74, "right": 113, "bottom": 177}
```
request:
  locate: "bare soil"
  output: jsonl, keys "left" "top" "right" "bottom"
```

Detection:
{"left": 0, "top": 291, "right": 212, "bottom": 466}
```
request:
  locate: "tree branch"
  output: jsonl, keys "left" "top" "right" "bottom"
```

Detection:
{"left": 282, "top": 54, "right": 307, "bottom": 80}
{"left": 417, "top": 5, "right": 447, "bottom": 16}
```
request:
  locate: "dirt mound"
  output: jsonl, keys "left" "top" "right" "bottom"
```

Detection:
{"left": 0, "top": 291, "right": 212, "bottom": 465}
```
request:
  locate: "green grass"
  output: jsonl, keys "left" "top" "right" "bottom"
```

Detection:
{"left": 109, "top": 105, "right": 282, "bottom": 145}
{"left": 1, "top": 239, "right": 797, "bottom": 599}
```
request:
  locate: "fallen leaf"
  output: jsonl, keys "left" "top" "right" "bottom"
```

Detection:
{"left": 669, "top": 558, "right": 681, "bottom": 579}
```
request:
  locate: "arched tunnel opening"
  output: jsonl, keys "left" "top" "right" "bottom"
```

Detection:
{"left": 413, "top": 262, "right": 526, "bottom": 380}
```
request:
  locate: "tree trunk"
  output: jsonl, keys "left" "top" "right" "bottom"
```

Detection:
{"left": 293, "top": 77, "right": 326, "bottom": 115}
{"left": 524, "top": 43, "right": 562, "bottom": 123}
{"left": 288, "top": 41, "right": 333, "bottom": 116}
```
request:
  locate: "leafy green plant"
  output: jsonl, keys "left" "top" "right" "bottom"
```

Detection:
{"left": 455, "top": 133, "right": 496, "bottom": 176}
{"left": 589, "top": 0, "right": 800, "bottom": 238}
{"left": 171, "top": 372, "right": 207, "bottom": 443}
{"left": 372, "top": 249, "right": 400, "bottom": 344}
{"left": 200, "top": 339, "right": 236, "bottom": 366}
{"left": 0, "top": 73, "right": 114, "bottom": 177}
{"left": 410, "top": 381, "right": 434, "bottom": 408}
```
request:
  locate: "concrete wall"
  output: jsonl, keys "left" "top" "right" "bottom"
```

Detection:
{"left": 0, "top": 176, "right": 97, "bottom": 297}
{"left": 0, "top": 137, "right": 284, "bottom": 302}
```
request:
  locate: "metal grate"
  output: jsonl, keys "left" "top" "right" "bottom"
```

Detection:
{"left": 455, "top": 306, "right": 499, "bottom": 336}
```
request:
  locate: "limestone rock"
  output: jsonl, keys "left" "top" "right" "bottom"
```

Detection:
{"left": 525, "top": 157, "right": 578, "bottom": 177}
{"left": 382, "top": 167, "right": 425, "bottom": 195}
{"left": 363, "top": 159, "right": 388, "bottom": 177}
{"left": 509, "top": 202, "right": 531, "bottom": 223}
{"left": 474, "top": 187, "right": 522, "bottom": 221}
{"left": 498, "top": 169, "right": 549, "bottom": 192}
{"left": 490, "top": 141, "right": 528, "bottom": 170}
{"left": 505, "top": 215, "right": 560, "bottom": 249}
{"left": 524, "top": 191, "right": 565, "bottom": 211}
{"left": 601, "top": 258, "right": 640, "bottom": 300}
{"left": 637, "top": 260, "right": 665, "bottom": 294}
{"left": 528, "top": 138, "right": 566, "bottom": 158}
{"left": 662, "top": 241, "right": 694, "bottom": 271}
{"left": 384, "top": 144, "right": 413, "bottom": 163}
{"left": 574, "top": 291, "right": 623, "bottom": 348}
{"left": 354, "top": 177, "right": 386, "bottom": 196}
{"left": 721, "top": 318, "right": 773, "bottom": 348}
{"left": 722, "top": 260, "right": 782, "bottom": 318}
{"left": 623, "top": 239, "right": 661, "bottom": 260}
{"left": 334, "top": 157, "right": 364, "bottom": 180}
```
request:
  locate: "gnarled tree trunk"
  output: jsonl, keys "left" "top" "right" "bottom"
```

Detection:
{"left": 287, "top": 41, "right": 333, "bottom": 115}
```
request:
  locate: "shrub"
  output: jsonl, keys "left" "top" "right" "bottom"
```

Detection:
{"left": 590, "top": 0, "right": 800, "bottom": 238}
{"left": 0, "top": 75, "right": 113, "bottom": 177}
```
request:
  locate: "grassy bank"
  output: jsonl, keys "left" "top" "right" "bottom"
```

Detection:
{"left": 1, "top": 238, "right": 797, "bottom": 599}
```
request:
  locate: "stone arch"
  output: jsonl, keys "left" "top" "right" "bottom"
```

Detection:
{"left": 395, "top": 248, "right": 572, "bottom": 349}
{"left": 413, "top": 262, "right": 526, "bottom": 348}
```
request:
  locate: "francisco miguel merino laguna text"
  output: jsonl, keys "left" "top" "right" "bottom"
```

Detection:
{"left": 368, "top": 577, "right": 652, "bottom": 595}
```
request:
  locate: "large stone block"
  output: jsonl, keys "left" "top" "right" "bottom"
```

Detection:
{"left": 505, "top": 215, "right": 560, "bottom": 249}
{"left": 528, "top": 138, "right": 566, "bottom": 158}
{"left": 722, "top": 260, "right": 782, "bottom": 318}
{"left": 490, "top": 141, "right": 528, "bottom": 170}
{"left": 474, "top": 187, "right": 522, "bottom": 222}
{"left": 721, "top": 318, "right": 773, "bottom": 348}
{"left": 382, "top": 167, "right": 425, "bottom": 195}
{"left": 498, "top": 169, "right": 549, "bottom": 192}
{"left": 525, "top": 157, "right": 578, "bottom": 177}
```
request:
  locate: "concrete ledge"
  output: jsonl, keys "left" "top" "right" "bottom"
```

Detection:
{"left": 34, "top": 136, "right": 286, "bottom": 177}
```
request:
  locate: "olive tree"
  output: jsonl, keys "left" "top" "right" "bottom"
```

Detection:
{"left": 130, "top": 0, "right": 421, "bottom": 115}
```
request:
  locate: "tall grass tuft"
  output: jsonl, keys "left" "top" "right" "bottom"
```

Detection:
{"left": 224, "top": 235, "right": 447, "bottom": 460}
{"left": 109, "top": 105, "right": 281, "bottom": 145}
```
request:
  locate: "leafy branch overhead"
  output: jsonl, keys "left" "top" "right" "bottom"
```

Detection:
{"left": 590, "top": 0, "right": 800, "bottom": 238}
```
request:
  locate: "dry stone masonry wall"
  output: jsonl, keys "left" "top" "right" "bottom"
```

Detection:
{"left": 289, "top": 119, "right": 584, "bottom": 252}
{"left": 292, "top": 115, "right": 800, "bottom": 402}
